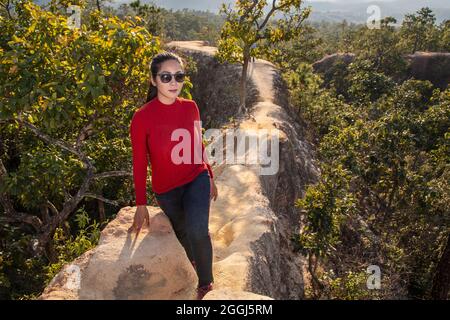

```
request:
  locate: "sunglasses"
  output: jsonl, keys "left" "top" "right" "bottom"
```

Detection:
{"left": 155, "top": 72, "right": 186, "bottom": 83}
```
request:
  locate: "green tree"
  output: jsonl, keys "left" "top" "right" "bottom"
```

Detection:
{"left": 0, "top": 0, "right": 161, "bottom": 266}
{"left": 438, "top": 20, "right": 450, "bottom": 51}
{"left": 116, "top": 0, "right": 164, "bottom": 36}
{"left": 216, "top": 0, "right": 310, "bottom": 114}
{"left": 399, "top": 7, "right": 440, "bottom": 53}
{"left": 346, "top": 59, "right": 395, "bottom": 104}
{"left": 351, "top": 17, "right": 407, "bottom": 79}
{"left": 293, "top": 80, "right": 449, "bottom": 299}
{"left": 265, "top": 24, "right": 324, "bottom": 72}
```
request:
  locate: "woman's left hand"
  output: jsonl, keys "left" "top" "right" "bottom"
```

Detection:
{"left": 210, "top": 178, "right": 218, "bottom": 201}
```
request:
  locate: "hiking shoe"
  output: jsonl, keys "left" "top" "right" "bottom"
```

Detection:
{"left": 196, "top": 283, "right": 213, "bottom": 300}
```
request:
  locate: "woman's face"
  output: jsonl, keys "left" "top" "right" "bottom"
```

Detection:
{"left": 151, "top": 59, "right": 184, "bottom": 101}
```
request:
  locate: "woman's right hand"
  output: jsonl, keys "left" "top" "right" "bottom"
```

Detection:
{"left": 128, "top": 205, "right": 150, "bottom": 234}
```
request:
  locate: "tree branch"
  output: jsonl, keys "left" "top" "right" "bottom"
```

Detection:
{"left": 75, "top": 122, "right": 96, "bottom": 151}
{"left": 84, "top": 193, "right": 120, "bottom": 207}
{"left": 0, "top": 158, "right": 16, "bottom": 216}
{"left": 46, "top": 200, "right": 59, "bottom": 216}
{"left": 38, "top": 166, "right": 95, "bottom": 251}
{"left": 0, "top": 0, "right": 13, "bottom": 20}
{"left": 75, "top": 112, "right": 114, "bottom": 151}
{"left": 0, "top": 212, "right": 43, "bottom": 232}
{"left": 93, "top": 170, "right": 133, "bottom": 179}
{"left": 16, "top": 117, "right": 93, "bottom": 169}
{"left": 258, "top": 0, "right": 294, "bottom": 34}
{"left": 239, "top": 0, "right": 259, "bottom": 25}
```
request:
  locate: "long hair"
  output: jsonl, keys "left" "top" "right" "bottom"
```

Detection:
{"left": 146, "top": 51, "right": 184, "bottom": 103}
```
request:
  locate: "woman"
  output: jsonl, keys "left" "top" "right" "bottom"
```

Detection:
{"left": 128, "top": 51, "right": 218, "bottom": 300}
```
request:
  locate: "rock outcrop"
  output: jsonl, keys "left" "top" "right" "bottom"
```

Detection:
{"left": 404, "top": 51, "right": 450, "bottom": 89}
{"left": 40, "top": 40, "right": 319, "bottom": 300}
{"left": 312, "top": 51, "right": 450, "bottom": 89}
{"left": 39, "top": 207, "right": 199, "bottom": 299}
{"left": 312, "top": 52, "right": 356, "bottom": 74}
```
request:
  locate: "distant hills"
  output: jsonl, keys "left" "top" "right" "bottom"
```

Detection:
{"left": 36, "top": 0, "right": 450, "bottom": 23}
{"left": 303, "top": 0, "right": 450, "bottom": 24}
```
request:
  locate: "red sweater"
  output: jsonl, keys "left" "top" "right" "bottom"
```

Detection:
{"left": 130, "top": 96, "right": 214, "bottom": 205}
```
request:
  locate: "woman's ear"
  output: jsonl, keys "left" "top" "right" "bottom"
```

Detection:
{"left": 150, "top": 76, "right": 157, "bottom": 87}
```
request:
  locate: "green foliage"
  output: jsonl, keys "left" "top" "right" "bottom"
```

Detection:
{"left": 391, "top": 79, "right": 435, "bottom": 113}
{"left": 126, "top": 0, "right": 164, "bottom": 36}
{"left": 284, "top": 63, "right": 354, "bottom": 138}
{"left": 264, "top": 24, "right": 324, "bottom": 71}
{"left": 216, "top": 0, "right": 311, "bottom": 64}
{"left": 320, "top": 270, "right": 378, "bottom": 300}
{"left": 0, "top": 206, "right": 103, "bottom": 300}
{"left": 268, "top": 7, "right": 449, "bottom": 86}
{"left": 439, "top": 20, "right": 450, "bottom": 51}
{"left": 1, "top": 0, "right": 160, "bottom": 119}
{"left": 291, "top": 70, "right": 449, "bottom": 298}
{"left": 161, "top": 9, "right": 224, "bottom": 45}
{"left": 302, "top": 58, "right": 395, "bottom": 104}
{"left": 295, "top": 163, "right": 356, "bottom": 258}
{"left": 310, "top": 20, "right": 361, "bottom": 56}
{"left": 346, "top": 59, "right": 395, "bottom": 104}
{"left": 115, "top": 4, "right": 224, "bottom": 45}
{"left": 283, "top": 11, "right": 450, "bottom": 297}
{"left": 0, "top": 0, "right": 161, "bottom": 210}
{"left": 350, "top": 17, "right": 408, "bottom": 78}
{"left": 399, "top": 7, "right": 441, "bottom": 53}
{"left": 44, "top": 207, "right": 102, "bottom": 282}
{"left": 0, "top": 223, "right": 47, "bottom": 300}
{"left": 0, "top": 0, "right": 178, "bottom": 299}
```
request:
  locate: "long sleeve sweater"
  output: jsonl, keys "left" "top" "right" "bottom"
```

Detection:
{"left": 130, "top": 96, "right": 214, "bottom": 206}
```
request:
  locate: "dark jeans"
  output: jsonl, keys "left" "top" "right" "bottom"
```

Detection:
{"left": 154, "top": 169, "right": 214, "bottom": 287}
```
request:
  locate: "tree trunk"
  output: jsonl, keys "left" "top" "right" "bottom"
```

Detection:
{"left": 308, "top": 254, "right": 324, "bottom": 298}
{"left": 40, "top": 203, "right": 50, "bottom": 225}
{"left": 239, "top": 52, "right": 250, "bottom": 115}
{"left": 44, "top": 234, "right": 58, "bottom": 264}
{"left": 98, "top": 198, "right": 105, "bottom": 223}
{"left": 431, "top": 234, "right": 450, "bottom": 300}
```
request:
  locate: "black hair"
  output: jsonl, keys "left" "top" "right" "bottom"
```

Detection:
{"left": 146, "top": 51, "right": 184, "bottom": 103}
